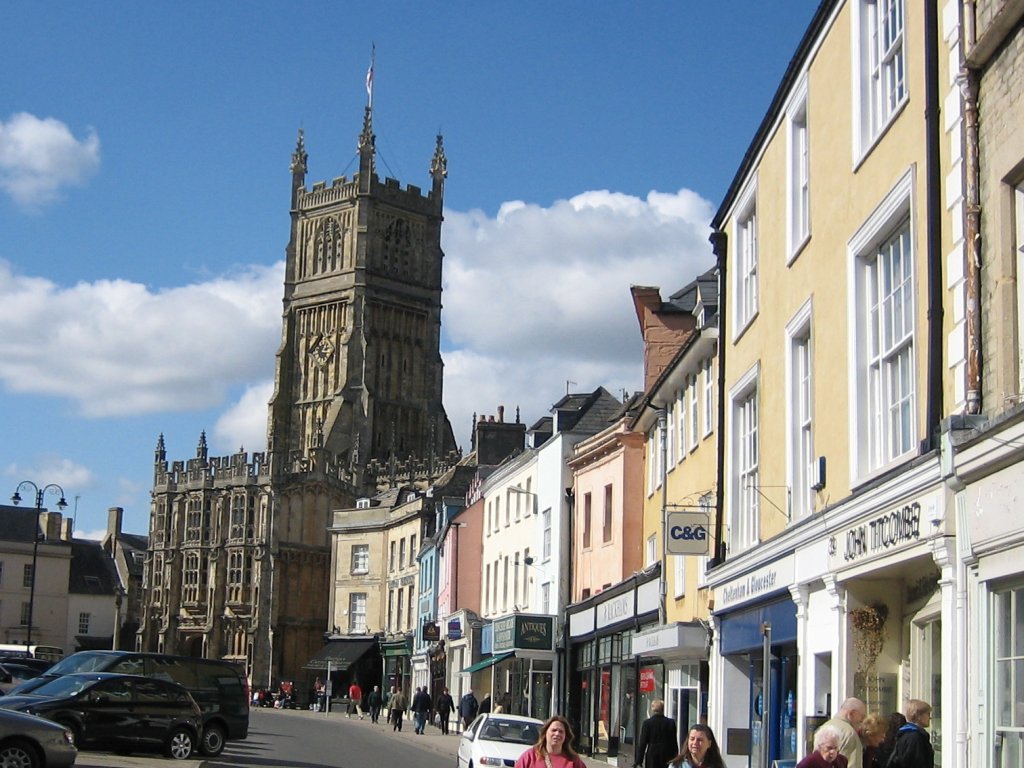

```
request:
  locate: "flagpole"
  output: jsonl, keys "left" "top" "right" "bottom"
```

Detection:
{"left": 366, "top": 44, "right": 375, "bottom": 111}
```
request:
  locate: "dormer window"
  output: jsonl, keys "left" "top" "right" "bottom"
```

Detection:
{"left": 356, "top": 498, "right": 371, "bottom": 509}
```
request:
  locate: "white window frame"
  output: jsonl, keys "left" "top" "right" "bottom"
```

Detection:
{"left": 78, "top": 612, "right": 91, "bottom": 635}
{"left": 666, "top": 400, "right": 676, "bottom": 472}
{"left": 349, "top": 593, "right": 367, "bottom": 633}
{"left": 991, "top": 580, "right": 1024, "bottom": 762}
{"left": 703, "top": 357, "right": 715, "bottom": 437}
{"left": 677, "top": 388, "right": 687, "bottom": 462}
{"left": 688, "top": 374, "right": 699, "bottom": 451}
{"left": 848, "top": 169, "right": 916, "bottom": 481}
{"left": 787, "top": 76, "right": 811, "bottom": 258}
{"left": 853, "top": 0, "right": 908, "bottom": 160}
{"left": 542, "top": 508, "right": 552, "bottom": 561}
{"left": 733, "top": 180, "right": 759, "bottom": 336}
{"left": 645, "top": 534, "right": 657, "bottom": 568}
{"left": 351, "top": 544, "right": 369, "bottom": 574}
{"left": 1015, "top": 184, "right": 1024, "bottom": 392}
{"left": 730, "top": 363, "right": 760, "bottom": 553}
{"left": 786, "top": 299, "right": 814, "bottom": 520}
{"left": 673, "top": 553, "right": 685, "bottom": 599}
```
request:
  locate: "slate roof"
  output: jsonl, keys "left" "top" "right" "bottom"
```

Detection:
{"left": 0, "top": 504, "right": 43, "bottom": 543}
{"left": 551, "top": 387, "right": 623, "bottom": 435}
{"left": 68, "top": 539, "right": 120, "bottom": 596}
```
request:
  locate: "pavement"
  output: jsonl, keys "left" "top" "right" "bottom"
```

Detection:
{"left": 71, "top": 707, "right": 460, "bottom": 767}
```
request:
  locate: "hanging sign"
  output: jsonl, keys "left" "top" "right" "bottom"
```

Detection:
{"left": 666, "top": 511, "right": 710, "bottom": 555}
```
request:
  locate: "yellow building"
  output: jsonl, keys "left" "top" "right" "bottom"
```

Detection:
{"left": 631, "top": 269, "right": 719, "bottom": 740}
{"left": 704, "top": 2, "right": 964, "bottom": 767}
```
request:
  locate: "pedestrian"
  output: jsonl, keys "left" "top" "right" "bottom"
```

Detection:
{"left": 875, "top": 712, "right": 907, "bottom": 768}
{"left": 460, "top": 689, "right": 479, "bottom": 729}
{"left": 436, "top": 687, "right": 455, "bottom": 734}
{"left": 635, "top": 699, "right": 678, "bottom": 768}
{"left": 859, "top": 713, "right": 887, "bottom": 768}
{"left": 514, "top": 714, "right": 587, "bottom": 768}
{"left": 887, "top": 700, "right": 934, "bottom": 768}
{"left": 668, "top": 724, "right": 726, "bottom": 768}
{"left": 312, "top": 677, "right": 325, "bottom": 713}
{"left": 480, "top": 693, "right": 492, "bottom": 715}
{"left": 818, "top": 697, "right": 866, "bottom": 768}
{"left": 412, "top": 685, "right": 432, "bottom": 734}
{"left": 348, "top": 680, "right": 364, "bottom": 719}
{"left": 383, "top": 685, "right": 394, "bottom": 721}
{"left": 368, "top": 685, "right": 383, "bottom": 724}
{"left": 389, "top": 687, "right": 408, "bottom": 732}
{"left": 797, "top": 725, "right": 848, "bottom": 768}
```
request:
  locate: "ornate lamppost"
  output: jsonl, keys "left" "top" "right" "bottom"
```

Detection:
{"left": 10, "top": 481, "right": 67, "bottom": 650}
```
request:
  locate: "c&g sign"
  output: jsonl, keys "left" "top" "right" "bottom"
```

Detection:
{"left": 666, "top": 511, "right": 710, "bottom": 556}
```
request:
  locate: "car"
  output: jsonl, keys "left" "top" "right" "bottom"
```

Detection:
{"left": 0, "top": 657, "right": 53, "bottom": 675}
{"left": 457, "top": 713, "right": 544, "bottom": 768}
{"left": 0, "top": 662, "right": 44, "bottom": 695}
{"left": 7, "top": 650, "right": 248, "bottom": 757}
{"left": 0, "top": 672, "right": 202, "bottom": 760}
{"left": 0, "top": 707, "right": 76, "bottom": 768}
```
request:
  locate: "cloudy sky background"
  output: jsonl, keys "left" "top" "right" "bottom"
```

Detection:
{"left": 0, "top": 2, "right": 816, "bottom": 538}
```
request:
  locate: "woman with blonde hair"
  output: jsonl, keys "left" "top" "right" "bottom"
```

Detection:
{"left": 514, "top": 715, "right": 587, "bottom": 768}
{"left": 859, "top": 713, "right": 887, "bottom": 768}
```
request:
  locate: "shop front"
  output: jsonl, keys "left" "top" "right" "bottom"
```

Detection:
{"left": 480, "top": 613, "right": 557, "bottom": 720}
{"left": 632, "top": 621, "right": 709, "bottom": 743}
{"left": 381, "top": 634, "right": 413, "bottom": 697}
{"left": 712, "top": 554, "right": 799, "bottom": 768}
{"left": 566, "top": 566, "right": 660, "bottom": 765}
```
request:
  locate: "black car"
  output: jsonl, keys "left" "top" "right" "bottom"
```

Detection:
{"left": 8, "top": 650, "right": 248, "bottom": 756}
{"left": 0, "top": 672, "right": 203, "bottom": 760}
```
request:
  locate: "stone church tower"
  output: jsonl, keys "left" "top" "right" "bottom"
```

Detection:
{"left": 139, "top": 99, "right": 459, "bottom": 689}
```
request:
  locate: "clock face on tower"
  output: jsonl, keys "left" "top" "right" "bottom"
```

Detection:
{"left": 309, "top": 336, "right": 334, "bottom": 367}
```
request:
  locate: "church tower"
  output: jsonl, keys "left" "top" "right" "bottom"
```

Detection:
{"left": 140, "top": 90, "right": 460, "bottom": 690}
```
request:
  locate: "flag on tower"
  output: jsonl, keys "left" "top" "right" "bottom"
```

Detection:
{"left": 365, "top": 45, "right": 375, "bottom": 104}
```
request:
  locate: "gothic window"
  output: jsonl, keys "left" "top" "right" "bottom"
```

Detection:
{"left": 230, "top": 495, "right": 246, "bottom": 540}
{"left": 185, "top": 497, "right": 202, "bottom": 543}
{"left": 183, "top": 553, "right": 200, "bottom": 604}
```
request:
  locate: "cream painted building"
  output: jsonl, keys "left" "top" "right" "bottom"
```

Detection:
{"left": 705, "top": 2, "right": 966, "bottom": 767}
{"left": 631, "top": 269, "right": 719, "bottom": 747}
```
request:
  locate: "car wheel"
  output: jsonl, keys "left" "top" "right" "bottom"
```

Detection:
{"left": 0, "top": 739, "right": 40, "bottom": 768}
{"left": 165, "top": 727, "right": 196, "bottom": 760}
{"left": 200, "top": 723, "right": 226, "bottom": 756}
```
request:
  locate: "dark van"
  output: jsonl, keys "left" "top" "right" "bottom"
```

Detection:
{"left": 24, "top": 651, "right": 248, "bottom": 756}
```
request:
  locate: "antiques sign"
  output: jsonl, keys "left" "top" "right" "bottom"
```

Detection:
{"left": 493, "top": 614, "right": 554, "bottom": 653}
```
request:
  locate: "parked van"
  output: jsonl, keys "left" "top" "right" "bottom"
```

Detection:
{"left": 0, "top": 644, "right": 64, "bottom": 662}
{"left": 22, "top": 651, "right": 248, "bottom": 756}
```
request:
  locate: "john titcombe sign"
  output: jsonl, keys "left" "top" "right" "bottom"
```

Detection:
{"left": 830, "top": 502, "right": 922, "bottom": 563}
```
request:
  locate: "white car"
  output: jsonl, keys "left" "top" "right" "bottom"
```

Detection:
{"left": 458, "top": 713, "right": 544, "bottom": 768}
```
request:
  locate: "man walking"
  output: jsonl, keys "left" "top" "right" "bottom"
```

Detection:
{"left": 635, "top": 699, "right": 678, "bottom": 768}
{"left": 347, "top": 680, "right": 364, "bottom": 719}
{"left": 818, "top": 697, "right": 866, "bottom": 768}
{"left": 436, "top": 687, "right": 455, "bottom": 735}
{"left": 389, "top": 687, "right": 408, "bottom": 732}
{"left": 412, "top": 685, "right": 432, "bottom": 735}
{"left": 460, "top": 689, "right": 479, "bottom": 730}
{"left": 367, "top": 685, "right": 383, "bottom": 724}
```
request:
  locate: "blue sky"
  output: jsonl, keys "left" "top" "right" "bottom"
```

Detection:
{"left": 0, "top": 2, "right": 818, "bottom": 539}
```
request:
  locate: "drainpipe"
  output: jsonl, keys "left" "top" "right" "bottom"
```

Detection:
{"left": 923, "top": 0, "right": 945, "bottom": 443}
{"left": 709, "top": 230, "right": 728, "bottom": 565}
{"left": 658, "top": 410, "right": 668, "bottom": 626}
{"left": 959, "top": 65, "right": 982, "bottom": 415}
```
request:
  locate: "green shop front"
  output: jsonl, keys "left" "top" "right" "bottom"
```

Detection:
{"left": 476, "top": 613, "right": 556, "bottom": 720}
{"left": 381, "top": 634, "right": 413, "bottom": 696}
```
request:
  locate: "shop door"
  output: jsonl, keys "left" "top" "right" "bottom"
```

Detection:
{"left": 914, "top": 617, "right": 942, "bottom": 768}
{"left": 748, "top": 652, "right": 798, "bottom": 768}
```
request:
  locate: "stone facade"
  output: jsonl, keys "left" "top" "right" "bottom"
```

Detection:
{"left": 140, "top": 105, "right": 460, "bottom": 689}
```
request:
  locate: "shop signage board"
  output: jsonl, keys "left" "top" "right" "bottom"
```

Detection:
{"left": 712, "top": 555, "right": 795, "bottom": 612}
{"left": 639, "top": 667, "right": 656, "bottom": 693}
{"left": 422, "top": 621, "right": 440, "bottom": 642}
{"left": 666, "top": 511, "right": 711, "bottom": 555}
{"left": 493, "top": 614, "right": 555, "bottom": 653}
{"left": 447, "top": 618, "right": 462, "bottom": 640}
{"left": 827, "top": 494, "right": 937, "bottom": 568}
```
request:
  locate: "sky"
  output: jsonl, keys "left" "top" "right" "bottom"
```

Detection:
{"left": 0, "top": 2, "right": 819, "bottom": 540}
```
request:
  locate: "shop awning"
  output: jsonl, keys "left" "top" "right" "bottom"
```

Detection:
{"left": 461, "top": 652, "right": 514, "bottom": 674}
{"left": 303, "top": 638, "right": 377, "bottom": 671}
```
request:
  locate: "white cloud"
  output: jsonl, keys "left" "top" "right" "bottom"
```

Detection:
{"left": 0, "top": 113, "right": 100, "bottom": 209}
{"left": 0, "top": 259, "right": 283, "bottom": 418}
{"left": 2, "top": 455, "right": 95, "bottom": 496}
{"left": 214, "top": 381, "right": 273, "bottom": 454}
{"left": 75, "top": 527, "right": 107, "bottom": 541}
{"left": 440, "top": 188, "right": 714, "bottom": 448}
{"left": 0, "top": 187, "right": 714, "bottom": 462}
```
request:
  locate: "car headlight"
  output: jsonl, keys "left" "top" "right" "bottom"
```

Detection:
{"left": 478, "top": 757, "right": 505, "bottom": 766}
{"left": 62, "top": 729, "right": 75, "bottom": 747}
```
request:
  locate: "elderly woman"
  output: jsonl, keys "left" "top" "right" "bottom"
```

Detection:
{"left": 859, "top": 712, "right": 887, "bottom": 768}
{"left": 798, "top": 724, "right": 849, "bottom": 768}
{"left": 668, "top": 724, "right": 726, "bottom": 768}
{"left": 514, "top": 715, "right": 587, "bottom": 768}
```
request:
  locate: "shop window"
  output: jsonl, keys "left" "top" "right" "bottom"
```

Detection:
{"left": 994, "top": 583, "right": 1024, "bottom": 767}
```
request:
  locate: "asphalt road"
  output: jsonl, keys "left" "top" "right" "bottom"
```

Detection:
{"left": 74, "top": 707, "right": 460, "bottom": 768}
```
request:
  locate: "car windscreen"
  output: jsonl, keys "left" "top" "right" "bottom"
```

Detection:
{"left": 44, "top": 652, "right": 113, "bottom": 675}
{"left": 478, "top": 718, "right": 540, "bottom": 745}
{"left": 28, "top": 675, "right": 100, "bottom": 698}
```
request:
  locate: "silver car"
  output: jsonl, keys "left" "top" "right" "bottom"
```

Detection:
{"left": 0, "top": 707, "right": 76, "bottom": 767}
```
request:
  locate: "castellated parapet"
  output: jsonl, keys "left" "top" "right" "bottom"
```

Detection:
{"left": 297, "top": 172, "right": 438, "bottom": 215}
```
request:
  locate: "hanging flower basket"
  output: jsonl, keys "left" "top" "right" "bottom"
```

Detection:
{"left": 849, "top": 603, "right": 888, "bottom": 674}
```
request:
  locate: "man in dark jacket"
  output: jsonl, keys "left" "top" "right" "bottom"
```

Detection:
{"left": 411, "top": 686, "right": 432, "bottom": 735}
{"left": 635, "top": 699, "right": 678, "bottom": 768}
{"left": 436, "top": 687, "right": 455, "bottom": 734}
{"left": 460, "top": 690, "right": 479, "bottom": 729}
{"left": 888, "top": 700, "right": 934, "bottom": 768}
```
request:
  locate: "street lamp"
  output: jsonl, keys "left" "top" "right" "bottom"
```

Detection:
{"left": 11, "top": 481, "right": 67, "bottom": 650}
